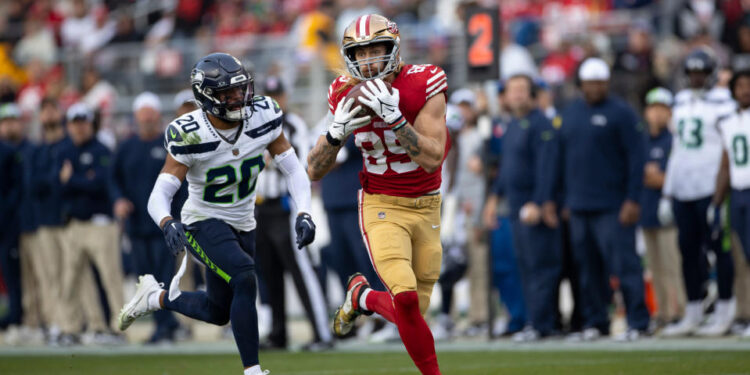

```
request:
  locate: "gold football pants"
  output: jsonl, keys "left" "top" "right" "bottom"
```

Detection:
{"left": 358, "top": 190, "right": 442, "bottom": 314}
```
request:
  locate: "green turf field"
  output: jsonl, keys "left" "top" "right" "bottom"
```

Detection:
{"left": 1, "top": 350, "right": 749, "bottom": 375}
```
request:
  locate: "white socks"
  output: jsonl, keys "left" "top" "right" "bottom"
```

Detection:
{"left": 147, "top": 290, "right": 163, "bottom": 311}
{"left": 244, "top": 365, "right": 263, "bottom": 375}
{"left": 359, "top": 288, "right": 371, "bottom": 312}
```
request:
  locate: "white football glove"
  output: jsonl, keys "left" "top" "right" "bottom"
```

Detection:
{"left": 328, "top": 98, "right": 371, "bottom": 141}
{"left": 657, "top": 197, "right": 673, "bottom": 226}
{"left": 359, "top": 78, "right": 403, "bottom": 125}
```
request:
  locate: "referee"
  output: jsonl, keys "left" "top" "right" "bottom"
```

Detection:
{"left": 254, "top": 76, "right": 332, "bottom": 350}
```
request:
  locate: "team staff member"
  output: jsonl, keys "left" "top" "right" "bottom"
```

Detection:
{"left": 112, "top": 92, "right": 185, "bottom": 343}
{"left": 0, "top": 104, "right": 30, "bottom": 330}
{"left": 639, "top": 88, "right": 686, "bottom": 330}
{"left": 57, "top": 103, "right": 124, "bottom": 337}
{"left": 713, "top": 69, "right": 750, "bottom": 337}
{"left": 30, "top": 98, "right": 69, "bottom": 339}
{"left": 254, "top": 76, "right": 331, "bottom": 350}
{"left": 551, "top": 58, "right": 650, "bottom": 341}
{"left": 484, "top": 74, "right": 561, "bottom": 341}
{"left": 308, "top": 14, "right": 448, "bottom": 374}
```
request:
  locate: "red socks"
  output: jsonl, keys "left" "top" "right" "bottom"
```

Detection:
{"left": 364, "top": 290, "right": 396, "bottom": 323}
{"left": 393, "top": 291, "right": 440, "bottom": 375}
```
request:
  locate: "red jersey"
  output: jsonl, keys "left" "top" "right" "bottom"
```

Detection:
{"left": 327, "top": 64, "right": 450, "bottom": 198}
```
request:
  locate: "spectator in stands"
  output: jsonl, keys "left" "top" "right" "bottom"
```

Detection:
{"left": 111, "top": 92, "right": 184, "bottom": 344}
{"left": 483, "top": 75, "right": 561, "bottom": 342}
{"left": 80, "top": 66, "right": 117, "bottom": 149}
{"left": 56, "top": 103, "right": 124, "bottom": 344}
{"left": 13, "top": 14, "right": 57, "bottom": 66}
{"left": 611, "top": 21, "right": 657, "bottom": 113}
{"left": 639, "top": 88, "right": 686, "bottom": 331}
{"left": 254, "top": 76, "right": 332, "bottom": 351}
{"left": 552, "top": 58, "right": 650, "bottom": 341}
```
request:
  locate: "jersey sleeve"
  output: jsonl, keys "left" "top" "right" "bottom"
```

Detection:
{"left": 247, "top": 96, "right": 284, "bottom": 142}
{"left": 164, "top": 117, "right": 195, "bottom": 167}
{"left": 327, "top": 75, "right": 351, "bottom": 115}
{"left": 422, "top": 65, "right": 448, "bottom": 100}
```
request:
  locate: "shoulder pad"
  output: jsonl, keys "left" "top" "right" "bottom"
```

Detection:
{"left": 249, "top": 96, "right": 282, "bottom": 117}
{"left": 403, "top": 64, "right": 447, "bottom": 100}
{"left": 245, "top": 96, "right": 283, "bottom": 139}
{"left": 328, "top": 76, "right": 352, "bottom": 113}
{"left": 164, "top": 110, "right": 220, "bottom": 155}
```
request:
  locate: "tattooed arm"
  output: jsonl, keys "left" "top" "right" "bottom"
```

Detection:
{"left": 393, "top": 94, "right": 447, "bottom": 173}
{"left": 307, "top": 135, "right": 343, "bottom": 181}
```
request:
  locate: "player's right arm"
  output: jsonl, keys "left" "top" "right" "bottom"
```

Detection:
{"left": 149, "top": 154, "right": 188, "bottom": 229}
{"left": 308, "top": 80, "right": 370, "bottom": 181}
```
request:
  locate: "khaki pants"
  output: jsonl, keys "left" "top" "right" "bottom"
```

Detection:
{"left": 19, "top": 232, "right": 42, "bottom": 328}
{"left": 643, "top": 226, "right": 686, "bottom": 321}
{"left": 731, "top": 232, "right": 750, "bottom": 320}
{"left": 58, "top": 220, "right": 123, "bottom": 333}
{"left": 32, "top": 227, "right": 69, "bottom": 328}
{"left": 467, "top": 230, "right": 488, "bottom": 324}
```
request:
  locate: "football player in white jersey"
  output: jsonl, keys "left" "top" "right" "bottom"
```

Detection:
{"left": 713, "top": 69, "right": 750, "bottom": 337}
{"left": 661, "top": 48, "right": 736, "bottom": 337}
{"left": 117, "top": 53, "right": 316, "bottom": 375}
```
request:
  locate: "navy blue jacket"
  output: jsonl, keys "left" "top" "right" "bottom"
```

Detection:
{"left": 639, "top": 128, "right": 672, "bottom": 228}
{"left": 321, "top": 137, "right": 363, "bottom": 211}
{"left": 0, "top": 141, "right": 21, "bottom": 233}
{"left": 32, "top": 138, "right": 67, "bottom": 227}
{"left": 13, "top": 139, "right": 39, "bottom": 233}
{"left": 111, "top": 135, "right": 187, "bottom": 236}
{"left": 491, "top": 109, "right": 559, "bottom": 219}
{"left": 57, "top": 137, "right": 114, "bottom": 221}
{"left": 554, "top": 96, "right": 646, "bottom": 212}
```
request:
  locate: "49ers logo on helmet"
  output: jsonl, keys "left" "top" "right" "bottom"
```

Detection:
{"left": 387, "top": 21, "right": 398, "bottom": 34}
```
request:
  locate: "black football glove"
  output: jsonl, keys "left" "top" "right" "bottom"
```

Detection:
{"left": 295, "top": 213, "right": 316, "bottom": 249}
{"left": 162, "top": 219, "right": 191, "bottom": 256}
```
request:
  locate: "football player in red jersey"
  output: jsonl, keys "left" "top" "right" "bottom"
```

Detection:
{"left": 307, "top": 14, "right": 448, "bottom": 375}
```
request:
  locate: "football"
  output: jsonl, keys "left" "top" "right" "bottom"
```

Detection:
{"left": 344, "top": 80, "right": 393, "bottom": 120}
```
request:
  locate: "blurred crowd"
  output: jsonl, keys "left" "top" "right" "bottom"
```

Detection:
{"left": 3, "top": 0, "right": 750, "bottom": 348}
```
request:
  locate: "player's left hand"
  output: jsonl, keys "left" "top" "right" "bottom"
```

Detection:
{"left": 359, "top": 78, "right": 403, "bottom": 125}
{"left": 295, "top": 212, "right": 316, "bottom": 249}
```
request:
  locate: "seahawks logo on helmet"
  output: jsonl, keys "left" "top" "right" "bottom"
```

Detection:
{"left": 192, "top": 70, "right": 205, "bottom": 85}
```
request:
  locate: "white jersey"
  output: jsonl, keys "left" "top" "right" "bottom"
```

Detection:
{"left": 719, "top": 107, "right": 750, "bottom": 190}
{"left": 663, "top": 87, "right": 735, "bottom": 200}
{"left": 164, "top": 96, "right": 284, "bottom": 231}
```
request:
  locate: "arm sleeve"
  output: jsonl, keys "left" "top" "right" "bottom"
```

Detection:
{"left": 620, "top": 108, "right": 646, "bottom": 202}
{"left": 532, "top": 117, "right": 560, "bottom": 204}
{"left": 147, "top": 173, "right": 182, "bottom": 228}
{"left": 274, "top": 147, "right": 312, "bottom": 215}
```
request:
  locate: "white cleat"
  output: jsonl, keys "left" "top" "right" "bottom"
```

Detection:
{"left": 696, "top": 299, "right": 736, "bottom": 337}
{"left": 661, "top": 302, "right": 703, "bottom": 337}
{"left": 118, "top": 274, "right": 164, "bottom": 331}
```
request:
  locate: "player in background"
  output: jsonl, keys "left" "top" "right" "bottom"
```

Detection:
{"left": 661, "top": 48, "right": 736, "bottom": 337}
{"left": 307, "top": 14, "right": 448, "bottom": 375}
{"left": 712, "top": 69, "right": 750, "bottom": 337}
{"left": 117, "top": 53, "right": 316, "bottom": 375}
